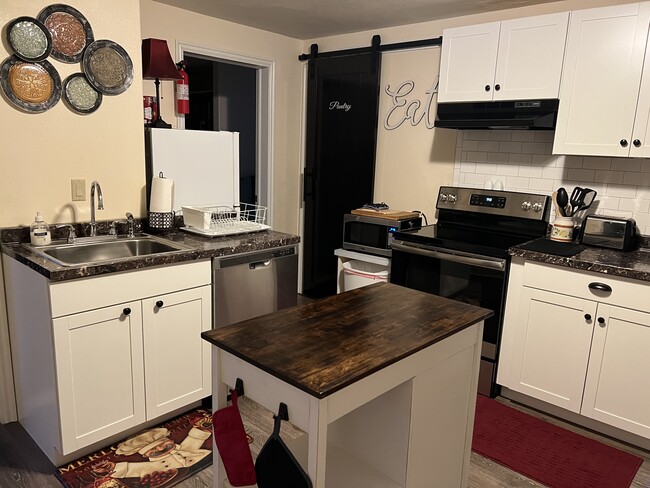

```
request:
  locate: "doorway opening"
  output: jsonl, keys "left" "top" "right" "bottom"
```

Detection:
{"left": 176, "top": 44, "right": 274, "bottom": 224}
{"left": 185, "top": 57, "right": 256, "bottom": 204}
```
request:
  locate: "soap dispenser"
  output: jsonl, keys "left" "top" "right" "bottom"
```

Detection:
{"left": 30, "top": 212, "right": 51, "bottom": 246}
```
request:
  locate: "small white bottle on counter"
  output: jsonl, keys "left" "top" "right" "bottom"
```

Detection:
{"left": 30, "top": 212, "right": 51, "bottom": 246}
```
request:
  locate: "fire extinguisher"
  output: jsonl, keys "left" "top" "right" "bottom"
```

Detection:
{"left": 176, "top": 60, "right": 189, "bottom": 115}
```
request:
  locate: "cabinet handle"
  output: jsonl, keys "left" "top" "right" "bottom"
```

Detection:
{"left": 588, "top": 282, "right": 612, "bottom": 293}
{"left": 633, "top": 139, "right": 642, "bottom": 147}
{"left": 123, "top": 307, "right": 131, "bottom": 316}
{"left": 597, "top": 317, "right": 606, "bottom": 325}
{"left": 156, "top": 300, "right": 164, "bottom": 308}
{"left": 620, "top": 139, "right": 628, "bottom": 147}
{"left": 484, "top": 85, "right": 491, "bottom": 92}
{"left": 584, "top": 313, "right": 592, "bottom": 321}
{"left": 494, "top": 84, "right": 501, "bottom": 91}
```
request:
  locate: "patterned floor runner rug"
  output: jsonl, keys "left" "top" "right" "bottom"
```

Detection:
{"left": 472, "top": 395, "right": 643, "bottom": 488}
{"left": 55, "top": 408, "right": 213, "bottom": 488}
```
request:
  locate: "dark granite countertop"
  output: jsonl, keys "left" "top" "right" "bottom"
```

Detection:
{"left": 509, "top": 236, "right": 650, "bottom": 282}
{"left": 1, "top": 228, "right": 300, "bottom": 282}
{"left": 202, "top": 282, "right": 492, "bottom": 399}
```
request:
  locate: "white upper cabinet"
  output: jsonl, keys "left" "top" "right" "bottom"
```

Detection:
{"left": 553, "top": 3, "right": 650, "bottom": 157}
{"left": 438, "top": 13, "right": 569, "bottom": 103}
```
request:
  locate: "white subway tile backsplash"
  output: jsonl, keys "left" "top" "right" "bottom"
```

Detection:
{"left": 499, "top": 141, "right": 523, "bottom": 153}
{"left": 487, "top": 152, "right": 510, "bottom": 164}
{"left": 496, "top": 164, "right": 520, "bottom": 176}
{"left": 460, "top": 162, "right": 477, "bottom": 173}
{"left": 489, "top": 131, "right": 513, "bottom": 141}
{"left": 462, "top": 140, "right": 479, "bottom": 151}
{"left": 518, "top": 166, "right": 544, "bottom": 178}
{"left": 534, "top": 131, "right": 554, "bottom": 143}
{"left": 521, "top": 142, "right": 548, "bottom": 154}
{"left": 475, "top": 163, "right": 498, "bottom": 175}
{"left": 509, "top": 153, "right": 532, "bottom": 165}
{"left": 455, "top": 131, "right": 650, "bottom": 234}
{"left": 467, "top": 151, "right": 488, "bottom": 162}
{"left": 593, "top": 170, "right": 624, "bottom": 184}
{"left": 478, "top": 141, "right": 500, "bottom": 152}
{"left": 607, "top": 184, "right": 640, "bottom": 198}
{"left": 582, "top": 156, "right": 611, "bottom": 170}
{"left": 623, "top": 172, "right": 650, "bottom": 187}
{"left": 511, "top": 131, "right": 536, "bottom": 142}
{"left": 541, "top": 167, "right": 565, "bottom": 179}
{"left": 567, "top": 168, "right": 595, "bottom": 182}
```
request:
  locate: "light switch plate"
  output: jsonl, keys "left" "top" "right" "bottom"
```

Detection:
{"left": 71, "top": 179, "right": 86, "bottom": 201}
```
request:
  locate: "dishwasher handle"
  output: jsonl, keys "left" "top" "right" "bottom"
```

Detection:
{"left": 250, "top": 260, "right": 272, "bottom": 270}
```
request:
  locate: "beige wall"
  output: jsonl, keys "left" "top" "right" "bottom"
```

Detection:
{"left": 0, "top": 0, "right": 145, "bottom": 227}
{"left": 140, "top": 0, "right": 304, "bottom": 234}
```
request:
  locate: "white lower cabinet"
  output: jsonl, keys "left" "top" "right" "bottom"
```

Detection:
{"left": 3, "top": 257, "right": 212, "bottom": 464}
{"left": 498, "top": 258, "right": 650, "bottom": 440}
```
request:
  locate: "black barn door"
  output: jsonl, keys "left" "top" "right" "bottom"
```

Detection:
{"left": 302, "top": 52, "right": 381, "bottom": 298}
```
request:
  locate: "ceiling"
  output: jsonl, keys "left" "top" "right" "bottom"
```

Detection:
{"left": 152, "top": 0, "right": 560, "bottom": 39}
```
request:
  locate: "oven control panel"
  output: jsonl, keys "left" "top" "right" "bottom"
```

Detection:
{"left": 437, "top": 186, "right": 549, "bottom": 220}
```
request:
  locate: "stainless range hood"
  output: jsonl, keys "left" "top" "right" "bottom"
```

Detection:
{"left": 434, "top": 99, "right": 559, "bottom": 130}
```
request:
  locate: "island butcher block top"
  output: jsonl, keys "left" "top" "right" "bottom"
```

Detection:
{"left": 202, "top": 282, "right": 492, "bottom": 399}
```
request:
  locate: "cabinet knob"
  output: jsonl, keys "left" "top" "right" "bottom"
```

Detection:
{"left": 633, "top": 139, "right": 642, "bottom": 147}
{"left": 584, "top": 313, "right": 592, "bottom": 321}
{"left": 494, "top": 84, "right": 501, "bottom": 91}
{"left": 123, "top": 307, "right": 131, "bottom": 316}
{"left": 588, "top": 282, "right": 612, "bottom": 293}
{"left": 156, "top": 300, "right": 164, "bottom": 308}
{"left": 620, "top": 139, "right": 628, "bottom": 147}
{"left": 484, "top": 85, "right": 491, "bottom": 92}
{"left": 597, "top": 317, "right": 606, "bottom": 325}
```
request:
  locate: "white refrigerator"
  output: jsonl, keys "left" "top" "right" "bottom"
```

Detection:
{"left": 145, "top": 128, "right": 240, "bottom": 212}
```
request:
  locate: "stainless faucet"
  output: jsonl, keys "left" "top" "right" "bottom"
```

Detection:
{"left": 90, "top": 180, "right": 104, "bottom": 237}
{"left": 125, "top": 212, "right": 135, "bottom": 238}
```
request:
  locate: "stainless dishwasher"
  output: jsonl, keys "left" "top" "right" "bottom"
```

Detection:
{"left": 213, "top": 245, "right": 298, "bottom": 328}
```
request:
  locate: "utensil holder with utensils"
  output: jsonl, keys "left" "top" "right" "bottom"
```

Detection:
{"left": 551, "top": 216, "right": 576, "bottom": 242}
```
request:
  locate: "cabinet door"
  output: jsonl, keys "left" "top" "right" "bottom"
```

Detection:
{"left": 553, "top": 3, "right": 650, "bottom": 156}
{"left": 493, "top": 13, "right": 568, "bottom": 101}
{"left": 438, "top": 22, "right": 500, "bottom": 103}
{"left": 509, "top": 287, "right": 595, "bottom": 413}
{"left": 582, "top": 304, "right": 650, "bottom": 438}
{"left": 630, "top": 34, "right": 650, "bottom": 157}
{"left": 53, "top": 302, "right": 145, "bottom": 454}
{"left": 142, "top": 286, "right": 212, "bottom": 419}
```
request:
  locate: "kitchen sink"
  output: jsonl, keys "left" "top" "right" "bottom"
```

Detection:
{"left": 26, "top": 234, "right": 190, "bottom": 266}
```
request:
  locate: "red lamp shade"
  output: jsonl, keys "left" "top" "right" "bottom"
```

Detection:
{"left": 141, "top": 38, "right": 182, "bottom": 80}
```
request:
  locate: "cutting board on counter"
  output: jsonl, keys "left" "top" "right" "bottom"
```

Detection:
{"left": 351, "top": 208, "right": 420, "bottom": 220}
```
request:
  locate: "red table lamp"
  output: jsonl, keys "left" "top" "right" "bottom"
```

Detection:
{"left": 142, "top": 38, "right": 182, "bottom": 128}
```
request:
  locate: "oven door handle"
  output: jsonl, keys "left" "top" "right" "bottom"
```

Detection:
{"left": 391, "top": 241, "right": 506, "bottom": 271}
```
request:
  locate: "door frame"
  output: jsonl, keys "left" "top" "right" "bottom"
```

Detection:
{"left": 176, "top": 43, "right": 274, "bottom": 225}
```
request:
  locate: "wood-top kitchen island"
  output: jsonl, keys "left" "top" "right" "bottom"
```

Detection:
{"left": 201, "top": 282, "right": 492, "bottom": 488}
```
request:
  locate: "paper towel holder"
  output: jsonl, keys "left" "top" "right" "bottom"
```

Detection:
{"left": 148, "top": 171, "right": 174, "bottom": 232}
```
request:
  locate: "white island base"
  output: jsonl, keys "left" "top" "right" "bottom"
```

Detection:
{"left": 210, "top": 322, "right": 483, "bottom": 488}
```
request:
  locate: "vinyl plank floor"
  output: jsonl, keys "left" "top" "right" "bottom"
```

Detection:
{"left": 1, "top": 397, "right": 649, "bottom": 488}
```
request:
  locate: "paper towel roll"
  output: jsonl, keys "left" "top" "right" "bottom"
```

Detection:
{"left": 150, "top": 176, "right": 173, "bottom": 213}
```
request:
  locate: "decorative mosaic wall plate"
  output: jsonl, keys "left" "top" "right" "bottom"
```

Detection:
{"left": 82, "top": 40, "right": 133, "bottom": 95}
{"left": 6, "top": 16, "right": 53, "bottom": 62}
{"left": 37, "top": 4, "right": 94, "bottom": 63}
{"left": 62, "top": 72, "right": 102, "bottom": 114}
{"left": 0, "top": 55, "right": 61, "bottom": 113}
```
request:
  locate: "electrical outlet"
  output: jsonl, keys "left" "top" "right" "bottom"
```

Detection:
{"left": 71, "top": 179, "right": 86, "bottom": 201}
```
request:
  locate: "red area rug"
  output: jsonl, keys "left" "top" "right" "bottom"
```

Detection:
{"left": 56, "top": 408, "right": 213, "bottom": 488}
{"left": 472, "top": 395, "right": 643, "bottom": 488}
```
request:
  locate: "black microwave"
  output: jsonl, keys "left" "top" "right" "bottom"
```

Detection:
{"left": 342, "top": 213, "right": 422, "bottom": 257}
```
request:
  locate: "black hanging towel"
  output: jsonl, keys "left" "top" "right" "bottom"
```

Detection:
{"left": 255, "top": 403, "right": 312, "bottom": 488}
{"left": 302, "top": 36, "right": 382, "bottom": 298}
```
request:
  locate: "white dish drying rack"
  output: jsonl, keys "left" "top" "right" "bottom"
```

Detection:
{"left": 181, "top": 203, "right": 270, "bottom": 237}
